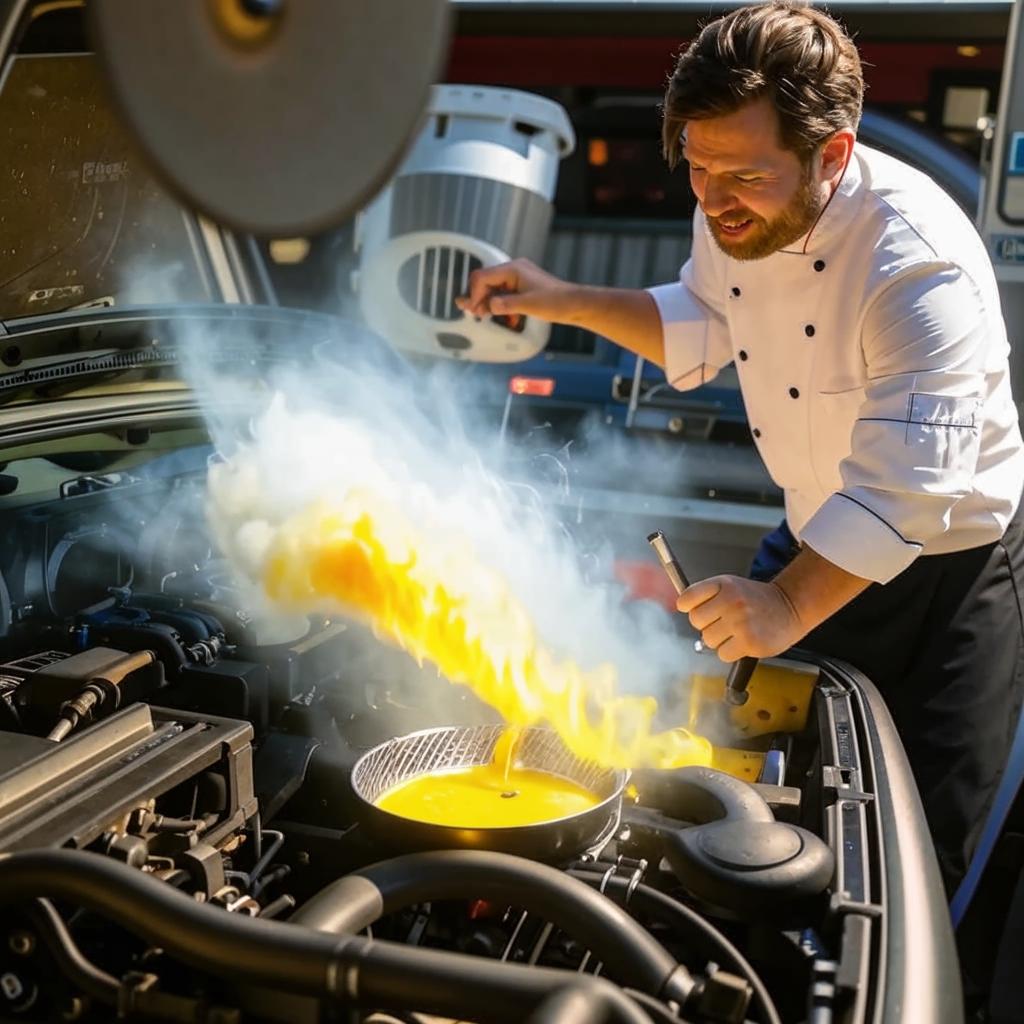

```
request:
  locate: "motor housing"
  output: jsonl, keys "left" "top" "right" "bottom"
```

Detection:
{"left": 356, "top": 84, "right": 575, "bottom": 363}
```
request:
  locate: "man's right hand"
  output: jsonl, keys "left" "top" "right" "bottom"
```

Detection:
{"left": 457, "top": 259, "right": 666, "bottom": 367}
{"left": 455, "top": 258, "right": 579, "bottom": 328}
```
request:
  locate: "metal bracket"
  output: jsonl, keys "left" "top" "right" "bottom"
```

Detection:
{"left": 822, "top": 764, "right": 875, "bottom": 804}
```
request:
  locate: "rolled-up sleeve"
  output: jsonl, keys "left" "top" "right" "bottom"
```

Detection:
{"left": 800, "top": 264, "right": 989, "bottom": 583}
{"left": 646, "top": 209, "right": 733, "bottom": 390}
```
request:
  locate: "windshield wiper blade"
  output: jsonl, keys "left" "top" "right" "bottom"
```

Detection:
{"left": 0, "top": 346, "right": 180, "bottom": 405}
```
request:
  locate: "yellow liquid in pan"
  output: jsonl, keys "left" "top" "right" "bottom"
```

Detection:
{"left": 376, "top": 765, "right": 600, "bottom": 828}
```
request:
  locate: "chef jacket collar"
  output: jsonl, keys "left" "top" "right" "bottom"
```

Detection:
{"left": 779, "top": 141, "right": 863, "bottom": 256}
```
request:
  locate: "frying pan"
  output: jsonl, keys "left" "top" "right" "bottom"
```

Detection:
{"left": 351, "top": 725, "right": 627, "bottom": 863}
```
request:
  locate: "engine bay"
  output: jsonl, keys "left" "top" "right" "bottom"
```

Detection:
{"left": 0, "top": 442, "right": 903, "bottom": 1024}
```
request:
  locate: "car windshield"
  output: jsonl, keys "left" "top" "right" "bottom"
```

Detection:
{"left": 0, "top": 53, "right": 216, "bottom": 321}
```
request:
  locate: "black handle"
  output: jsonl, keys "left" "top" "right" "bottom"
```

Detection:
{"left": 725, "top": 657, "right": 757, "bottom": 706}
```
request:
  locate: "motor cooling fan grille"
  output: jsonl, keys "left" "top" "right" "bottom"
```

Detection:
{"left": 397, "top": 247, "right": 483, "bottom": 321}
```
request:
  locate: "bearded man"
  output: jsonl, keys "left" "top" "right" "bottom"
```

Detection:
{"left": 457, "top": 0, "right": 1024, "bottom": 896}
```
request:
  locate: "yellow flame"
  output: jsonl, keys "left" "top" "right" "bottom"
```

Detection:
{"left": 262, "top": 494, "right": 712, "bottom": 770}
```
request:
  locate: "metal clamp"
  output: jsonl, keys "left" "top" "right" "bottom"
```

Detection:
{"left": 596, "top": 855, "right": 648, "bottom": 905}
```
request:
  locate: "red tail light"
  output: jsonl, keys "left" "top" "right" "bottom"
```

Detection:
{"left": 509, "top": 376, "right": 555, "bottom": 397}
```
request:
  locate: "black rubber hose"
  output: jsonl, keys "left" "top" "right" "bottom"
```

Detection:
{"left": 524, "top": 984, "right": 643, "bottom": 1024}
{"left": 622, "top": 989, "right": 684, "bottom": 1024}
{"left": 570, "top": 871, "right": 782, "bottom": 1024}
{"left": 0, "top": 850, "right": 652, "bottom": 1024}
{"left": 352, "top": 942, "right": 654, "bottom": 1024}
{"left": 23, "top": 899, "right": 119, "bottom": 1005}
{"left": 629, "top": 766, "right": 775, "bottom": 825}
{"left": 290, "top": 849, "right": 690, "bottom": 1002}
{"left": 0, "top": 849, "right": 346, "bottom": 995}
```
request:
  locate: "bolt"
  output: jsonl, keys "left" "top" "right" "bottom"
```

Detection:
{"left": 61, "top": 996, "right": 84, "bottom": 1021}
{"left": 668, "top": 416, "right": 685, "bottom": 434}
{"left": 240, "top": 0, "right": 282, "bottom": 15}
{"left": 7, "top": 932, "right": 34, "bottom": 957}
{"left": 0, "top": 972, "right": 24, "bottom": 1001}
{"left": 2, "top": 977, "right": 35, "bottom": 1013}
{"left": 297, "top": 850, "right": 310, "bottom": 867}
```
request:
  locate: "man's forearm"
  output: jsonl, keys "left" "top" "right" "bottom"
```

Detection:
{"left": 559, "top": 286, "right": 666, "bottom": 367}
{"left": 771, "top": 544, "right": 873, "bottom": 636}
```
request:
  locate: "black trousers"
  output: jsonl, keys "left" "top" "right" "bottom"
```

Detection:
{"left": 750, "top": 505, "right": 1024, "bottom": 896}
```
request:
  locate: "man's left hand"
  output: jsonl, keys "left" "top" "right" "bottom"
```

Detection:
{"left": 676, "top": 575, "right": 806, "bottom": 662}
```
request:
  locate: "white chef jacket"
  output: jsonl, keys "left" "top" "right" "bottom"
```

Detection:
{"left": 648, "top": 142, "right": 1024, "bottom": 584}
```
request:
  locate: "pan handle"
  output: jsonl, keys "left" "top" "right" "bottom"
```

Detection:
{"left": 724, "top": 657, "right": 756, "bottom": 706}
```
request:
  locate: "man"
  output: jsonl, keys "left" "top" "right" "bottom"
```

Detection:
{"left": 457, "top": 0, "right": 1024, "bottom": 895}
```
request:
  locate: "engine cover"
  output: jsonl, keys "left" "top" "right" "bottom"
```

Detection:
{"left": 0, "top": 703, "right": 256, "bottom": 854}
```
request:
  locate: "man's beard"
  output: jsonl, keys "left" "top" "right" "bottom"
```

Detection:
{"left": 706, "top": 166, "right": 826, "bottom": 261}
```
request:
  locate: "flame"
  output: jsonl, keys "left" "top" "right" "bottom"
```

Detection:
{"left": 260, "top": 491, "right": 711, "bottom": 771}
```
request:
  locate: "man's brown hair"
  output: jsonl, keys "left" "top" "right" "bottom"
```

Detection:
{"left": 662, "top": 1, "right": 864, "bottom": 168}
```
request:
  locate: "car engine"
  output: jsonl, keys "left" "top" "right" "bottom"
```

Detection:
{"left": 0, "top": 456, "right": 939, "bottom": 1024}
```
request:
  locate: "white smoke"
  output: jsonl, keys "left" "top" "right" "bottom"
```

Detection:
{"left": 198, "top": 331, "right": 705, "bottom": 711}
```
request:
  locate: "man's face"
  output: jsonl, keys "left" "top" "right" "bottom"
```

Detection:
{"left": 683, "top": 95, "right": 829, "bottom": 261}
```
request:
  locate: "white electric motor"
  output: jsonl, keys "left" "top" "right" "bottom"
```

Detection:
{"left": 355, "top": 84, "right": 575, "bottom": 362}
